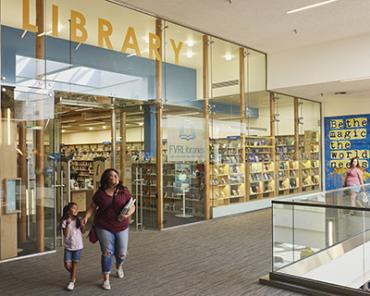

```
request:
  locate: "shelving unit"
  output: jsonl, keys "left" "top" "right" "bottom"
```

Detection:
{"left": 299, "top": 131, "right": 321, "bottom": 192}
{"left": 275, "top": 135, "right": 300, "bottom": 195}
{"left": 131, "top": 162, "right": 205, "bottom": 217}
{"left": 211, "top": 163, "right": 231, "bottom": 206}
{"left": 246, "top": 136, "right": 275, "bottom": 199}
{"left": 61, "top": 142, "right": 145, "bottom": 188}
{"left": 71, "top": 159, "right": 94, "bottom": 188}
{"left": 163, "top": 163, "right": 204, "bottom": 217}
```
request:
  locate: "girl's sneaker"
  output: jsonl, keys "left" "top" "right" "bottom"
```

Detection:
{"left": 66, "top": 281, "right": 75, "bottom": 291}
{"left": 102, "top": 280, "right": 111, "bottom": 290}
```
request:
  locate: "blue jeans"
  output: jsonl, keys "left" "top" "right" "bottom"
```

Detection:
{"left": 95, "top": 227, "right": 129, "bottom": 274}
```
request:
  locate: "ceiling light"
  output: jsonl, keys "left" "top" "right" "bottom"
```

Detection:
{"left": 185, "top": 39, "right": 195, "bottom": 47}
{"left": 224, "top": 53, "right": 233, "bottom": 61}
{"left": 287, "top": 0, "right": 337, "bottom": 14}
{"left": 62, "top": 129, "right": 66, "bottom": 133}
{"left": 102, "top": 125, "right": 107, "bottom": 129}
{"left": 185, "top": 50, "right": 193, "bottom": 58}
{"left": 89, "top": 127, "right": 94, "bottom": 130}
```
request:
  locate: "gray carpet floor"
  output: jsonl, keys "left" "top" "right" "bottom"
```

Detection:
{"left": 0, "top": 209, "right": 302, "bottom": 296}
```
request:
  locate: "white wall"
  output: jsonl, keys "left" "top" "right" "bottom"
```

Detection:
{"left": 62, "top": 127, "right": 144, "bottom": 144}
{"left": 268, "top": 33, "right": 370, "bottom": 90}
{"left": 322, "top": 95, "right": 370, "bottom": 117}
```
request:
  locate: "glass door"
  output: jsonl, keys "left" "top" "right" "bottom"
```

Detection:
{"left": 114, "top": 99, "right": 158, "bottom": 230}
{"left": 0, "top": 86, "right": 56, "bottom": 260}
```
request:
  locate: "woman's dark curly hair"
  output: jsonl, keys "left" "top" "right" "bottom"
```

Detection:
{"left": 99, "top": 168, "right": 124, "bottom": 191}
{"left": 60, "top": 202, "right": 81, "bottom": 229}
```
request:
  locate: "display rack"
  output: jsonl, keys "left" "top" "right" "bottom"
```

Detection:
{"left": 211, "top": 163, "right": 231, "bottom": 206}
{"left": 210, "top": 137, "right": 246, "bottom": 204}
{"left": 61, "top": 142, "right": 144, "bottom": 187}
{"left": 246, "top": 136, "right": 275, "bottom": 199}
{"left": 163, "top": 163, "right": 204, "bottom": 217}
{"left": 275, "top": 135, "right": 300, "bottom": 195}
{"left": 299, "top": 131, "right": 321, "bottom": 191}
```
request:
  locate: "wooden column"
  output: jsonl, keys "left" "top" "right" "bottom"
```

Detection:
{"left": 155, "top": 19, "right": 163, "bottom": 230}
{"left": 203, "top": 35, "right": 211, "bottom": 220}
{"left": 294, "top": 98, "right": 301, "bottom": 192}
{"left": 270, "top": 92, "right": 278, "bottom": 196}
{"left": 36, "top": 0, "right": 45, "bottom": 252}
{"left": 239, "top": 48, "right": 248, "bottom": 202}
{"left": 18, "top": 122, "right": 27, "bottom": 243}
{"left": 120, "top": 112, "right": 127, "bottom": 182}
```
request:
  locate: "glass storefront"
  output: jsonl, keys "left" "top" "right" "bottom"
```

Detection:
{"left": 0, "top": 0, "right": 322, "bottom": 261}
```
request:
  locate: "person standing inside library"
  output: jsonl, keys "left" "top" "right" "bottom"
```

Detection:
{"left": 82, "top": 168, "right": 135, "bottom": 290}
{"left": 344, "top": 157, "right": 364, "bottom": 208}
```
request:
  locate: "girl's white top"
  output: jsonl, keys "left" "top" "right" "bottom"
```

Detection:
{"left": 62, "top": 219, "right": 83, "bottom": 250}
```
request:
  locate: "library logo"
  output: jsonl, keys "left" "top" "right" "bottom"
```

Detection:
{"left": 179, "top": 126, "right": 196, "bottom": 141}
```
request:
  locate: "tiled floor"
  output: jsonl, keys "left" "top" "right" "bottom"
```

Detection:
{"left": 0, "top": 209, "right": 302, "bottom": 296}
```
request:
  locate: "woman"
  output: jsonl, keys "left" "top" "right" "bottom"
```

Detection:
{"left": 344, "top": 157, "right": 364, "bottom": 209}
{"left": 82, "top": 168, "right": 135, "bottom": 290}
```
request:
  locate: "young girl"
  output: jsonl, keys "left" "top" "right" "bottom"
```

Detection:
{"left": 61, "top": 202, "right": 84, "bottom": 291}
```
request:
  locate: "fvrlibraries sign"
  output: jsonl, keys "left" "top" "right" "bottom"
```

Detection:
{"left": 166, "top": 116, "right": 205, "bottom": 162}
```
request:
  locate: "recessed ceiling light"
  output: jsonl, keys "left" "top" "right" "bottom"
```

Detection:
{"left": 62, "top": 129, "right": 65, "bottom": 133}
{"left": 185, "top": 39, "right": 195, "bottom": 47}
{"left": 102, "top": 125, "right": 107, "bottom": 129}
{"left": 334, "top": 91, "right": 347, "bottom": 95}
{"left": 287, "top": 0, "right": 337, "bottom": 14}
{"left": 185, "top": 50, "right": 194, "bottom": 58}
{"left": 89, "top": 127, "right": 94, "bottom": 130}
{"left": 224, "top": 53, "right": 233, "bottom": 61}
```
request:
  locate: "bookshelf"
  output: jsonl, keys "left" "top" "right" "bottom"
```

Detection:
{"left": 275, "top": 135, "right": 300, "bottom": 195}
{"left": 299, "top": 131, "right": 321, "bottom": 191}
{"left": 246, "top": 136, "right": 275, "bottom": 199}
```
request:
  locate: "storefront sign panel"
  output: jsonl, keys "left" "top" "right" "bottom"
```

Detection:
{"left": 167, "top": 116, "right": 205, "bottom": 162}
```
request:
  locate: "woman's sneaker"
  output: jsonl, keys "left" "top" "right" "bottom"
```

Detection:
{"left": 66, "top": 281, "right": 75, "bottom": 291}
{"left": 102, "top": 280, "right": 111, "bottom": 290}
{"left": 117, "top": 265, "right": 124, "bottom": 279}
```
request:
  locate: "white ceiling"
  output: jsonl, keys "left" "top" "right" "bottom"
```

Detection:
{"left": 114, "top": 0, "right": 370, "bottom": 54}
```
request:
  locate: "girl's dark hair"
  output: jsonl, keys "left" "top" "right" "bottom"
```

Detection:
{"left": 60, "top": 202, "right": 81, "bottom": 229}
{"left": 350, "top": 157, "right": 360, "bottom": 168}
{"left": 99, "top": 168, "right": 124, "bottom": 191}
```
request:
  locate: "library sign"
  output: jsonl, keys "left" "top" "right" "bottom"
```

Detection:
{"left": 324, "top": 114, "right": 370, "bottom": 190}
{"left": 21, "top": 0, "right": 184, "bottom": 64}
{"left": 166, "top": 116, "right": 205, "bottom": 162}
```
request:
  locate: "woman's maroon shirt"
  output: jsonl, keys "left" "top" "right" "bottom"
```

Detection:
{"left": 93, "top": 186, "right": 132, "bottom": 233}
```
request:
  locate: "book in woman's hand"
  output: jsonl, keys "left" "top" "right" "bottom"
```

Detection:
{"left": 117, "top": 198, "right": 136, "bottom": 222}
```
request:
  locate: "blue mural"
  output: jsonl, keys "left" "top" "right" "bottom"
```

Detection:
{"left": 324, "top": 114, "right": 370, "bottom": 190}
